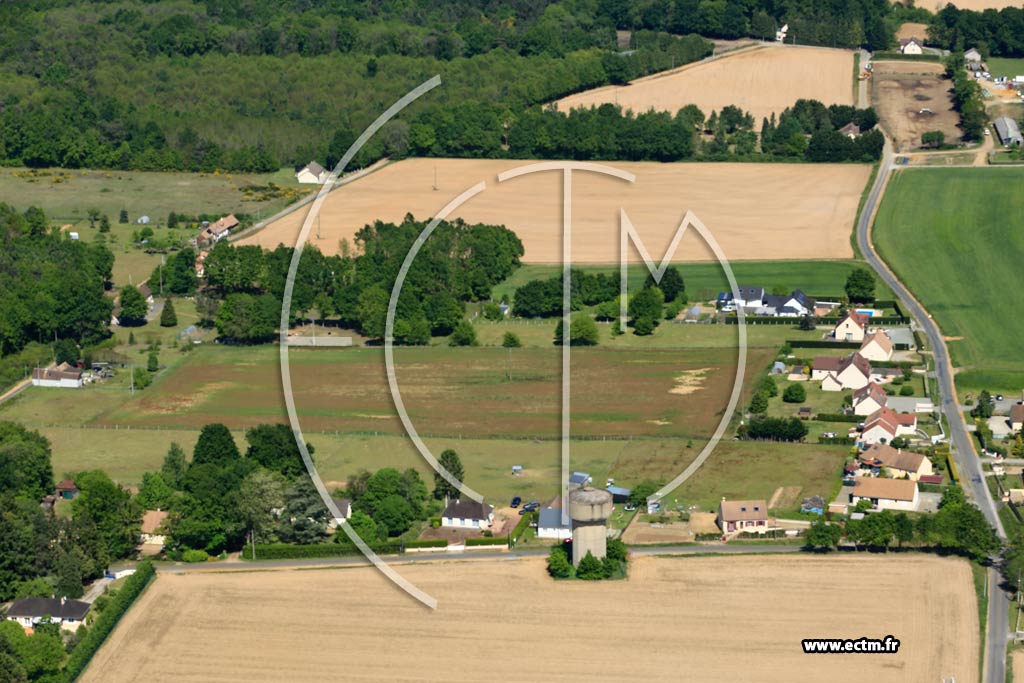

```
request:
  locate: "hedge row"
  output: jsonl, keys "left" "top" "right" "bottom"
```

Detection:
{"left": 242, "top": 542, "right": 400, "bottom": 560}
{"left": 510, "top": 511, "right": 535, "bottom": 546}
{"left": 873, "top": 51, "right": 942, "bottom": 62}
{"left": 725, "top": 315, "right": 909, "bottom": 326}
{"left": 788, "top": 340, "right": 860, "bottom": 349}
{"left": 465, "top": 536, "right": 509, "bottom": 547}
{"left": 64, "top": 561, "right": 156, "bottom": 682}
{"left": 403, "top": 539, "right": 448, "bottom": 549}
{"left": 819, "top": 436, "right": 856, "bottom": 445}
{"left": 814, "top": 413, "right": 861, "bottom": 423}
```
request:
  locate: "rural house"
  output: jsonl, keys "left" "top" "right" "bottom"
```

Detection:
{"left": 1010, "top": 403, "right": 1024, "bottom": 432}
{"left": 537, "top": 497, "right": 572, "bottom": 540}
{"left": 853, "top": 382, "right": 888, "bottom": 416}
{"left": 6, "top": 597, "right": 90, "bottom": 633}
{"left": 717, "top": 286, "right": 765, "bottom": 311}
{"left": 833, "top": 311, "right": 869, "bottom": 342}
{"left": 860, "top": 406, "right": 918, "bottom": 445}
{"left": 197, "top": 214, "right": 239, "bottom": 245}
{"left": 859, "top": 330, "right": 894, "bottom": 362}
{"left": 859, "top": 443, "right": 933, "bottom": 480}
{"left": 813, "top": 353, "right": 872, "bottom": 391}
{"left": 850, "top": 477, "right": 919, "bottom": 512}
{"left": 295, "top": 161, "right": 328, "bottom": 184}
{"left": 31, "top": 362, "right": 83, "bottom": 389}
{"left": 994, "top": 117, "right": 1024, "bottom": 147}
{"left": 441, "top": 499, "right": 494, "bottom": 530}
{"left": 758, "top": 289, "right": 816, "bottom": 317}
{"left": 717, "top": 498, "right": 769, "bottom": 534}
{"left": 838, "top": 122, "right": 861, "bottom": 139}
{"left": 139, "top": 510, "right": 169, "bottom": 546}
{"left": 899, "top": 37, "right": 923, "bottom": 55}
{"left": 964, "top": 48, "right": 983, "bottom": 69}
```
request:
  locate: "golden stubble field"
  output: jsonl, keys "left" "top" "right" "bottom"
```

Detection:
{"left": 81, "top": 554, "right": 977, "bottom": 683}
{"left": 239, "top": 158, "right": 871, "bottom": 263}
{"left": 916, "top": 0, "right": 1017, "bottom": 8}
{"left": 555, "top": 45, "right": 855, "bottom": 126}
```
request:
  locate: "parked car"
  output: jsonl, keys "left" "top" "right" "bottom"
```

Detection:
{"left": 510, "top": 496, "right": 521, "bottom": 508}
{"left": 624, "top": 504, "right": 636, "bottom": 512}
{"left": 522, "top": 501, "right": 540, "bottom": 512}
{"left": 996, "top": 394, "right": 1004, "bottom": 401}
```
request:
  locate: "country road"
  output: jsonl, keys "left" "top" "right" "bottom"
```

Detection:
{"left": 856, "top": 135, "right": 1009, "bottom": 683}
{"left": 153, "top": 542, "right": 804, "bottom": 575}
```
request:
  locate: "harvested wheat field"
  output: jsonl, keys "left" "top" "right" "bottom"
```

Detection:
{"left": 239, "top": 158, "right": 870, "bottom": 263}
{"left": 915, "top": 0, "right": 1019, "bottom": 9}
{"left": 81, "top": 554, "right": 976, "bottom": 683}
{"left": 895, "top": 22, "right": 929, "bottom": 43}
{"left": 554, "top": 45, "right": 854, "bottom": 126}
{"left": 872, "top": 61, "right": 961, "bottom": 152}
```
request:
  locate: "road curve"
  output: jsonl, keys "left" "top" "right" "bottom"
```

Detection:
{"left": 856, "top": 137, "right": 1008, "bottom": 683}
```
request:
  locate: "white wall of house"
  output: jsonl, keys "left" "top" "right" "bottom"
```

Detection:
{"left": 854, "top": 396, "right": 885, "bottom": 416}
{"left": 31, "top": 377, "right": 83, "bottom": 389}
{"left": 859, "top": 340, "right": 893, "bottom": 362}
{"left": 834, "top": 319, "right": 865, "bottom": 342}
{"left": 442, "top": 515, "right": 491, "bottom": 529}
{"left": 851, "top": 490, "right": 919, "bottom": 512}
{"left": 537, "top": 526, "right": 572, "bottom": 540}
{"left": 296, "top": 169, "right": 325, "bottom": 184}
{"left": 901, "top": 41, "right": 923, "bottom": 55}
{"left": 861, "top": 425, "right": 895, "bottom": 445}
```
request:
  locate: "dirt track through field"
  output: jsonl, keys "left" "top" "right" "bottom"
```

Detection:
{"left": 239, "top": 158, "right": 870, "bottom": 263}
{"left": 555, "top": 45, "right": 855, "bottom": 126}
{"left": 80, "top": 554, "right": 976, "bottom": 683}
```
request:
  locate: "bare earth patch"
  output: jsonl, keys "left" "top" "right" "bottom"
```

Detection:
{"left": 555, "top": 45, "right": 855, "bottom": 128}
{"left": 80, "top": 554, "right": 977, "bottom": 683}
{"left": 872, "top": 61, "right": 961, "bottom": 152}
{"left": 669, "top": 367, "right": 711, "bottom": 395}
{"left": 239, "top": 158, "right": 870, "bottom": 263}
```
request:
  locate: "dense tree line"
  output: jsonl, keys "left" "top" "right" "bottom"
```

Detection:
{"left": 593, "top": 0, "right": 895, "bottom": 51}
{"left": 928, "top": 6, "right": 1024, "bottom": 57}
{"left": 0, "top": 204, "right": 113, "bottom": 358}
{"left": 761, "top": 100, "right": 883, "bottom": 162}
{"left": 199, "top": 215, "right": 522, "bottom": 343}
{"left": 0, "top": 1, "right": 713, "bottom": 172}
{"left": 0, "top": 423, "right": 140, "bottom": 603}
{"left": 945, "top": 54, "right": 987, "bottom": 141}
{"left": 740, "top": 415, "right": 809, "bottom": 442}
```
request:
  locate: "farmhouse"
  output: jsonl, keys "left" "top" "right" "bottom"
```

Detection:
{"left": 139, "top": 510, "right": 169, "bottom": 546}
{"left": 853, "top": 382, "right": 888, "bottom": 416}
{"left": 850, "top": 477, "right": 919, "bottom": 512}
{"left": 859, "top": 443, "right": 933, "bottom": 480}
{"left": 994, "top": 117, "right": 1024, "bottom": 147}
{"left": 31, "top": 362, "right": 83, "bottom": 388}
{"left": 197, "top": 214, "right": 239, "bottom": 245}
{"left": 839, "top": 122, "right": 861, "bottom": 139}
{"left": 717, "top": 498, "right": 769, "bottom": 534}
{"left": 441, "top": 499, "right": 494, "bottom": 530}
{"left": 899, "top": 37, "right": 923, "bottom": 55}
{"left": 537, "top": 497, "right": 572, "bottom": 540}
{"left": 1010, "top": 403, "right": 1024, "bottom": 432}
{"left": 813, "top": 353, "right": 872, "bottom": 391}
{"left": 6, "top": 597, "right": 90, "bottom": 633}
{"left": 859, "top": 330, "right": 894, "bottom": 362}
{"left": 718, "top": 287, "right": 814, "bottom": 317}
{"left": 861, "top": 406, "right": 918, "bottom": 445}
{"left": 833, "top": 311, "right": 869, "bottom": 342}
{"left": 296, "top": 161, "right": 328, "bottom": 184}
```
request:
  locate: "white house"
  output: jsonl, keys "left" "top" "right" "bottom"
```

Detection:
{"left": 813, "top": 353, "right": 872, "bottom": 391}
{"left": 859, "top": 443, "right": 933, "bottom": 481}
{"left": 1010, "top": 403, "right": 1024, "bottom": 432}
{"left": 441, "top": 499, "right": 494, "bottom": 530}
{"left": 537, "top": 497, "right": 572, "bottom": 540}
{"left": 899, "top": 37, "right": 923, "bottom": 55}
{"left": 860, "top": 406, "right": 918, "bottom": 445}
{"left": 859, "top": 330, "right": 894, "bottom": 362}
{"left": 852, "top": 382, "right": 888, "bottom": 416}
{"left": 964, "top": 48, "right": 983, "bottom": 69}
{"left": 5, "top": 597, "right": 90, "bottom": 633}
{"left": 758, "top": 289, "right": 816, "bottom": 317}
{"left": 717, "top": 498, "right": 769, "bottom": 534}
{"left": 850, "top": 477, "right": 919, "bottom": 512}
{"left": 31, "top": 363, "right": 83, "bottom": 388}
{"left": 296, "top": 161, "right": 328, "bottom": 184}
{"left": 197, "top": 214, "right": 239, "bottom": 245}
{"left": 833, "top": 311, "right": 869, "bottom": 342}
{"left": 839, "top": 122, "right": 861, "bottom": 139}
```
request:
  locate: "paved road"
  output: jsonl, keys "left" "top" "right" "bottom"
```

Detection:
{"left": 856, "top": 136, "right": 1009, "bottom": 683}
{"left": 0, "top": 378, "right": 30, "bottom": 406}
{"left": 155, "top": 543, "right": 803, "bottom": 575}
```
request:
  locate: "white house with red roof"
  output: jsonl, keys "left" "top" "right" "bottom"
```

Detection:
{"left": 853, "top": 382, "right": 888, "bottom": 416}
{"left": 833, "top": 310, "right": 869, "bottom": 343}
{"left": 860, "top": 407, "right": 918, "bottom": 445}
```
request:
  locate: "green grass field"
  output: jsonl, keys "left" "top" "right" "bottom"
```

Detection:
{"left": 874, "top": 168, "right": 1024, "bottom": 395}
{"left": 0, "top": 166, "right": 307, "bottom": 284}
{"left": 491, "top": 260, "right": 895, "bottom": 304}
{"left": 986, "top": 58, "right": 1024, "bottom": 79}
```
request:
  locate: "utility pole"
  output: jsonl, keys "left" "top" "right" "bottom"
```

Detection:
{"left": 130, "top": 365, "right": 135, "bottom": 395}
{"left": 432, "top": 165, "right": 438, "bottom": 191}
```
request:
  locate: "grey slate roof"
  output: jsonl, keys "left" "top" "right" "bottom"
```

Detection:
{"left": 538, "top": 506, "right": 570, "bottom": 531}
{"left": 442, "top": 499, "right": 493, "bottom": 521}
{"left": 7, "top": 597, "right": 90, "bottom": 621}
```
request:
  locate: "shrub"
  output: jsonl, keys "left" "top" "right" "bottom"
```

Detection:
{"left": 465, "top": 536, "right": 507, "bottom": 546}
{"left": 749, "top": 390, "right": 769, "bottom": 414}
{"left": 576, "top": 551, "right": 605, "bottom": 580}
{"left": 899, "top": 384, "right": 915, "bottom": 396}
{"left": 182, "top": 549, "right": 209, "bottom": 563}
{"left": 782, "top": 383, "right": 806, "bottom": 403}
{"left": 547, "top": 543, "right": 573, "bottom": 578}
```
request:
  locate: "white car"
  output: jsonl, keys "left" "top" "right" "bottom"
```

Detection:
{"left": 985, "top": 128, "right": 991, "bottom": 136}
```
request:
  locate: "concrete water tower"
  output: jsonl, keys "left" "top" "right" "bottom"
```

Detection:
{"left": 568, "top": 487, "right": 614, "bottom": 566}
